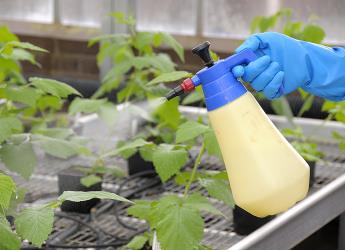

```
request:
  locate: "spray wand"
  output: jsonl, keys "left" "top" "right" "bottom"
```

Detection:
{"left": 165, "top": 41, "right": 214, "bottom": 100}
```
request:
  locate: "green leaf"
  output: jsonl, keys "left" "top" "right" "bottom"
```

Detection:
{"left": 98, "top": 102, "right": 118, "bottom": 127}
{"left": 34, "top": 128, "right": 74, "bottom": 139}
{"left": 185, "top": 193, "right": 222, "bottom": 215}
{"left": 0, "top": 26, "right": 19, "bottom": 42}
{"left": 300, "top": 25, "right": 325, "bottom": 43}
{"left": 3, "top": 87, "right": 40, "bottom": 106}
{"left": 127, "top": 200, "right": 153, "bottom": 222}
{"left": 105, "top": 138, "right": 151, "bottom": 158}
{"left": 297, "top": 94, "right": 314, "bottom": 117}
{"left": 270, "top": 97, "right": 294, "bottom": 126}
{"left": 155, "top": 98, "right": 180, "bottom": 129}
{"left": 147, "top": 71, "right": 192, "bottom": 86}
{"left": 68, "top": 98, "right": 107, "bottom": 114}
{"left": 58, "top": 191, "right": 133, "bottom": 204}
{"left": 160, "top": 32, "right": 184, "bottom": 62}
{"left": 29, "top": 77, "right": 81, "bottom": 98}
{"left": 0, "top": 174, "right": 16, "bottom": 212}
{"left": 80, "top": 174, "right": 102, "bottom": 188}
{"left": 15, "top": 207, "right": 54, "bottom": 247}
{"left": 0, "top": 217, "right": 21, "bottom": 250}
{"left": 124, "top": 234, "right": 149, "bottom": 250}
{"left": 176, "top": 120, "right": 210, "bottom": 143}
{"left": 153, "top": 195, "right": 204, "bottom": 250}
{"left": 9, "top": 48, "right": 37, "bottom": 65}
{"left": 0, "top": 117, "right": 23, "bottom": 143}
{"left": 203, "top": 130, "right": 222, "bottom": 159}
{"left": 7, "top": 187, "right": 26, "bottom": 216}
{"left": 152, "top": 144, "right": 189, "bottom": 182}
{"left": 3, "top": 41, "right": 47, "bottom": 53}
{"left": 33, "top": 135, "right": 88, "bottom": 159}
{"left": 182, "top": 88, "right": 203, "bottom": 105}
{"left": 37, "top": 95, "right": 63, "bottom": 110}
{"left": 139, "top": 144, "right": 156, "bottom": 162}
{"left": 199, "top": 178, "right": 235, "bottom": 207}
{"left": 0, "top": 142, "right": 37, "bottom": 179}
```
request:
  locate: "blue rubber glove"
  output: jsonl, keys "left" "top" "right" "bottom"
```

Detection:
{"left": 232, "top": 32, "right": 345, "bottom": 101}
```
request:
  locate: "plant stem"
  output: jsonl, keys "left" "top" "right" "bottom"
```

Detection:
{"left": 183, "top": 142, "right": 205, "bottom": 197}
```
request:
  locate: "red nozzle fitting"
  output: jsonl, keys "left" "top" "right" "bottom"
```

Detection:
{"left": 181, "top": 78, "right": 195, "bottom": 92}
{"left": 165, "top": 78, "right": 195, "bottom": 100}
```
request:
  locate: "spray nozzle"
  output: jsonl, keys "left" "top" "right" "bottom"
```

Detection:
{"left": 165, "top": 41, "right": 214, "bottom": 101}
{"left": 165, "top": 78, "right": 195, "bottom": 100}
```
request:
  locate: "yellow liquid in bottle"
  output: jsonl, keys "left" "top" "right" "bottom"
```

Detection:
{"left": 208, "top": 92, "right": 309, "bottom": 217}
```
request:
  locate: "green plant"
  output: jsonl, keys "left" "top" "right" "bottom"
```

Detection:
{"left": 250, "top": 8, "right": 326, "bottom": 124}
{"left": 119, "top": 119, "right": 234, "bottom": 250}
{"left": 321, "top": 100, "right": 345, "bottom": 149}
{"left": 0, "top": 26, "right": 132, "bottom": 249}
{"left": 282, "top": 127, "right": 323, "bottom": 162}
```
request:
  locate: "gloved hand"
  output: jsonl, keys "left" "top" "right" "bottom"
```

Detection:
{"left": 232, "top": 32, "right": 345, "bottom": 101}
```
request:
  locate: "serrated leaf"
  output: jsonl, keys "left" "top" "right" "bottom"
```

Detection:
{"left": 37, "top": 95, "right": 62, "bottom": 110}
{"left": 203, "top": 130, "right": 222, "bottom": 159}
{"left": 0, "top": 142, "right": 37, "bottom": 179}
{"left": 4, "top": 41, "right": 47, "bottom": 53}
{"left": 68, "top": 98, "right": 107, "bottom": 114}
{"left": 0, "top": 174, "right": 16, "bottom": 212}
{"left": 153, "top": 195, "right": 204, "bottom": 250}
{"left": 58, "top": 191, "right": 132, "bottom": 203}
{"left": 0, "top": 117, "right": 23, "bottom": 143}
{"left": 15, "top": 207, "right": 54, "bottom": 247}
{"left": 199, "top": 178, "right": 235, "bottom": 207}
{"left": 33, "top": 128, "right": 74, "bottom": 139}
{"left": 160, "top": 32, "right": 184, "bottom": 62}
{"left": 29, "top": 77, "right": 81, "bottom": 98}
{"left": 105, "top": 139, "right": 150, "bottom": 158}
{"left": 9, "top": 48, "right": 37, "bottom": 65}
{"left": 152, "top": 144, "right": 188, "bottom": 182}
{"left": 0, "top": 217, "right": 21, "bottom": 250}
{"left": 124, "top": 234, "right": 149, "bottom": 250}
{"left": 127, "top": 200, "right": 153, "bottom": 222}
{"left": 155, "top": 97, "right": 180, "bottom": 129}
{"left": 176, "top": 121, "right": 210, "bottom": 143}
{"left": 147, "top": 71, "right": 192, "bottom": 86}
{"left": 185, "top": 193, "right": 222, "bottom": 215}
{"left": 3, "top": 87, "right": 40, "bottom": 106}
{"left": 33, "top": 135, "right": 88, "bottom": 159}
{"left": 80, "top": 174, "right": 102, "bottom": 188}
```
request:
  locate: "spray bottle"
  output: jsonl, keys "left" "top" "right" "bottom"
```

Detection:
{"left": 165, "top": 41, "right": 310, "bottom": 217}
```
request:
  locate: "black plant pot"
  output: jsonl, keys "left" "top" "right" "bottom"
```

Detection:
{"left": 127, "top": 152, "right": 156, "bottom": 177}
{"left": 233, "top": 205, "right": 275, "bottom": 235}
{"left": 58, "top": 166, "right": 102, "bottom": 213}
{"left": 307, "top": 161, "right": 316, "bottom": 187}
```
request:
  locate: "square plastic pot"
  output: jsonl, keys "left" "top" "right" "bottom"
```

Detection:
{"left": 58, "top": 166, "right": 102, "bottom": 213}
{"left": 232, "top": 205, "right": 275, "bottom": 235}
{"left": 127, "top": 152, "right": 156, "bottom": 177}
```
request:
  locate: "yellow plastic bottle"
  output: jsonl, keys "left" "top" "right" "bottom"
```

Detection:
{"left": 166, "top": 42, "right": 310, "bottom": 217}
{"left": 208, "top": 92, "right": 309, "bottom": 217}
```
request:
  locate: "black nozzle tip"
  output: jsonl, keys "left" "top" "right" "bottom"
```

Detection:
{"left": 192, "top": 41, "right": 214, "bottom": 67}
{"left": 165, "top": 85, "right": 184, "bottom": 100}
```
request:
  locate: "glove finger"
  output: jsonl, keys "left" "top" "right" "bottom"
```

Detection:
{"left": 232, "top": 65, "right": 244, "bottom": 78}
{"left": 263, "top": 71, "right": 285, "bottom": 100}
{"left": 251, "top": 61, "right": 280, "bottom": 91}
{"left": 242, "top": 55, "right": 271, "bottom": 83}
{"left": 235, "top": 36, "right": 261, "bottom": 53}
